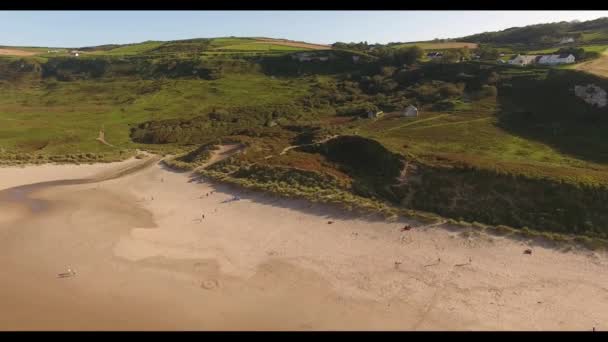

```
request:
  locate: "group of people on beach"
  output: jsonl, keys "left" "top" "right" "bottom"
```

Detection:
{"left": 200, "top": 190, "right": 217, "bottom": 198}
{"left": 197, "top": 191, "right": 242, "bottom": 222}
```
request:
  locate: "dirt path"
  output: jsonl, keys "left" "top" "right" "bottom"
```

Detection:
{"left": 96, "top": 129, "right": 115, "bottom": 147}
{"left": 278, "top": 135, "right": 340, "bottom": 156}
{"left": 383, "top": 114, "right": 452, "bottom": 133}
{"left": 195, "top": 144, "right": 245, "bottom": 171}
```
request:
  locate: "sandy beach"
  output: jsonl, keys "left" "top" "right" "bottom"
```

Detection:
{"left": 0, "top": 156, "right": 607, "bottom": 331}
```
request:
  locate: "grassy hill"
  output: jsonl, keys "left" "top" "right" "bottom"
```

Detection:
{"left": 460, "top": 17, "right": 608, "bottom": 49}
{"left": 391, "top": 41, "right": 478, "bottom": 50}
{"left": 3, "top": 27, "right": 608, "bottom": 242}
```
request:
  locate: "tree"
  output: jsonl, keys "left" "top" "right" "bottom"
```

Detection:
{"left": 440, "top": 50, "right": 461, "bottom": 63}
{"left": 475, "top": 45, "right": 500, "bottom": 60}
{"left": 459, "top": 47, "right": 471, "bottom": 60}
{"left": 394, "top": 46, "right": 424, "bottom": 65}
{"left": 557, "top": 47, "right": 586, "bottom": 60}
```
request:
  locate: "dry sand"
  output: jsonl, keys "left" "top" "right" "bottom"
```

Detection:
{"left": 0, "top": 48, "right": 39, "bottom": 56}
{"left": 1, "top": 157, "right": 607, "bottom": 331}
{"left": 575, "top": 49, "right": 608, "bottom": 78}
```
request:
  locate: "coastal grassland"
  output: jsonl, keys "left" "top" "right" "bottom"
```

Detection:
{"left": 0, "top": 72, "right": 312, "bottom": 159}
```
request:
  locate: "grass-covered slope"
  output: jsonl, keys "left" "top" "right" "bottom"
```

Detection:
{"left": 3, "top": 32, "right": 608, "bottom": 241}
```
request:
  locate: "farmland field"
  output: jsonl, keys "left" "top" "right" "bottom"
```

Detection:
{"left": 394, "top": 41, "right": 478, "bottom": 50}
{"left": 574, "top": 47, "right": 608, "bottom": 77}
{"left": 0, "top": 48, "right": 41, "bottom": 56}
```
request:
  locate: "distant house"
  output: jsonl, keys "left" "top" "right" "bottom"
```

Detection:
{"left": 401, "top": 105, "right": 418, "bottom": 118}
{"left": 559, "top": 37, "right": 575, "bottom": 44}
{"left": 367, "top": 110, "right": 384, "bottom": 119}
{"left": 70, "top": 50, "right": 81, "bottom": 57}
{"left": 291, "top": 52, "right": 311, "bottom": 61}
{"left": 292, "top": 52, "right": 330, "bottom": 62}
{"left": 427, "top": 52, "right": 443, "bottom": 59}
{"left": 537, "top": 54, "right": 575, "bottom": 65}
{"left": 508, "top": 54, "right": 538, "bottom": 66}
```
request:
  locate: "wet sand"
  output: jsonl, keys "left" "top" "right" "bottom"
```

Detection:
{"left": 1, "top": 158, "right": 607, "bottom": 330}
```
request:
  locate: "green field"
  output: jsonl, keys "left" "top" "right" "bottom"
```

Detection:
{"left": 214, "top": 42, "right": 309, "bottom": 52}
{"left": 526, "top": 44, "right": 608, "bottom": 55}
{"left": 90, "top": 41, "right": 165, "bottom": 56}
{"left": 393, "top": 41, "right": 478, "bottom": 50}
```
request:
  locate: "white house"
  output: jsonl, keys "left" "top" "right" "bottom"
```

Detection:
{"left": 402, "top": 105, "right": 418, "bottom": 118}
{"left": 559, "top": 37, "right": 575, "bottom": 44}
{"left": 291, "top": 52, "right": 312, "bottom": 62}
{"left": 537, "top": 54, "right": 575, "bottom": 65}
{"left": 368, "top": 110, "right": 384, "bottom": 119}
{"left": 508, "top": 54, "right": 538, "bottom": 66}
{"left": 70, "top": 50, "right": 81, "bottom": 57}
{"left": 427, "top": 52, "right": 443, "bottom": 59}
{"left": 292, "top": 52, "right": 330, "bottom": 62}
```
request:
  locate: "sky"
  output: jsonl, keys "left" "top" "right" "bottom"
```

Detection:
{"left": 2, "top": 11, "right": 608, "bottom": 47}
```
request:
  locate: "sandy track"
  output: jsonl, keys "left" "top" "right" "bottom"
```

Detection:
{"left": 195, "top": 144, "right": 244, "bottom": 170}
{"left": 0, "top": 48, "right": 39, "bottom": 56}
{"left": 0, "top": 159, "right": 607, "bottom": 330}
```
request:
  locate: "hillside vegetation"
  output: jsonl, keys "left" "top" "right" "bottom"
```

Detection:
{"left": 3, "top": 25, "right": 608, "bottom": 241}
{"left": 460, "top": 17, "right": 608, "bottom": 48}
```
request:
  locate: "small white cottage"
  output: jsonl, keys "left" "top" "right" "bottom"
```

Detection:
{"left": 402, "top": 105, "right": 418, "bottom": 118}
{"left": 368, "top": 110, "right": 384, "bottom": 119}
{"left": 537, "top": 54, "right": 575, "bottom": 65}
{"left": 509, "top": 54, "right": 538, "bottom": 66}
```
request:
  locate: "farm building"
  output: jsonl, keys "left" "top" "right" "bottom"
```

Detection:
{"left": 537, "top": 54, "right": 575, "bottom": 65}
{"left": 427, "top": 52, "right": 443, "bottom": 59}
{"left": 368, "top": 110, "right": 384, "bottom": 119}
{"left": 70, "top": 50, "right": 81, "bottom": 57}
{"left": 559, "top": 37, "right": 575, "bottom": 44}
{"left": 509, "top": 54, "right": 575, "bottom": 66}
{"left": 401, "top": 105, "right": 418, "bottom": 118}
{"left": 291, "top": 52, "right": 330, "bottom": 62}
{"left": 508, "top": 54, "right": 538, "bottom": 66}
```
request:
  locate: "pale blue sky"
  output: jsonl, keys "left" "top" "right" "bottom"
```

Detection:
{"left": 2, "top": 11, "right": 608, "bottom": 47}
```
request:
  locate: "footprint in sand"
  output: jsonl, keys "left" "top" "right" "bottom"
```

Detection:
{"left": 201, "top": 279, "right": 220, "bottom": 290}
